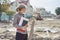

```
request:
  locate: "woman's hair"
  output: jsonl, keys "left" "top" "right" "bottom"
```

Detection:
{"left": 16, "top": 7, "right": 19, "bottom": 12}
{"left": 16, "top": 5, "right": 26, "bottom": 11}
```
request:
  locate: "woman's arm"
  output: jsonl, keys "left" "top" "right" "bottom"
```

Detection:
{"left": 13, "top": 15, "right": 20, "bottom": 28}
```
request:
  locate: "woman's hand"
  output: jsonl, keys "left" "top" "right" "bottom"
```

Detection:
{"left": 22, "top": 24, "right": 28, "bottom": 30}
{"left": 16, "top": 24, "right": 28, "bottom": 32}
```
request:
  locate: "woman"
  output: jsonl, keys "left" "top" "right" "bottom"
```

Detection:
{"left": 13, "top": 5, "right": 28, "bottom": 40}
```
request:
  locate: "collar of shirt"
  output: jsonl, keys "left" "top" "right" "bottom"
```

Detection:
{"left": 18, "top": 12, "right": 24, "bottom": 16}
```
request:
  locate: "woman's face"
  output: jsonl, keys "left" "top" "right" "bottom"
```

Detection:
{"left": 21, "top": 8, "right": 26, "bottom": 14}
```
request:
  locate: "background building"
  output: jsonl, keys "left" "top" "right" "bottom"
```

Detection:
{"left": 36, "top": 8, "right": 56, "bottom": 18}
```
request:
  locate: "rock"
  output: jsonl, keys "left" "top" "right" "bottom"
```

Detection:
{"left": 33, "top": 34, "right": 38, "bottom": 37}
{"left": 54, "top": 38, "right": 60, "bottom": 40}
{"left": 10, "top": 38, "right": 15, "bottom": 40}
{"left": 3, "top": 30, "right": 10, "bottom": 33}
{"left": 0, "top": 35, "right": 5, "bottom": 39}
{"left": 1, "top": 26, "right": 7, "bottom": 28}
{"left": 43, "top": 37, "right": 52, "bottom": 40}
{"left": 32, "top": 37, "right": 43, "bottom": 40}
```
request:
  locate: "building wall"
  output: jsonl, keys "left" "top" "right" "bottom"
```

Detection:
{"left": 9, "top": 0, "right": 33, "bottom": 14}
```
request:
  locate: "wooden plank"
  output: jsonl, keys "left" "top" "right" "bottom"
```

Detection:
{"left": 28, "top": 18, "right": 35, "bottom": 40}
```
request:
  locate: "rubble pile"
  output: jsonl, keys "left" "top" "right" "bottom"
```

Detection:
{"left": 0, "top": 19, "right": 60, "bottom": 40}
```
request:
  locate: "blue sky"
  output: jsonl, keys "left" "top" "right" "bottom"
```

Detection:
{"left": 29, "top": 0, "right": 60, "bottom": 14}
{"left": 10, "top": 0, "right": 60, "bottom": 14}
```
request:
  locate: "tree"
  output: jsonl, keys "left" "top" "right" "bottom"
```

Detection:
{"left": 1, "top": 0, "right": 11, "bottom": 12}
{"left": 55, "top": 7, "right": 60, "bottom": 15}
{"left": 0, "top": 3, "right": 3, "bottom": 13}
{"left": 2, "top": 3, "right": 10, "bottom": 12}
